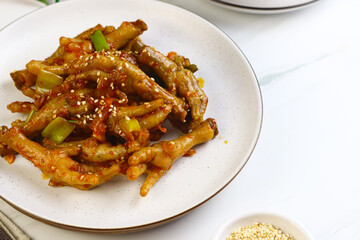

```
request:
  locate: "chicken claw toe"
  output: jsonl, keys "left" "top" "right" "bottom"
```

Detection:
{"left": 0, "top": 127, "right": 120, "bottom": 190}
{"left": 127, "top": 118, "right": 218, "bottom": 196}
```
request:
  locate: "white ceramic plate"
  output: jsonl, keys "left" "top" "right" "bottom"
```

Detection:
{"left": 212, "top": 213, "right": 313, "bottom": 240}
{"left": 210, "top": 0, "right": 319, "bottom": 14}
{"left": 0, "top": 0, "right": 262, "bottom": 232}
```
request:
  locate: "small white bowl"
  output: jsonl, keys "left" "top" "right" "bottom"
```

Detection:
{"left": 212, "top": 212, "right": 313, "bottom": 240}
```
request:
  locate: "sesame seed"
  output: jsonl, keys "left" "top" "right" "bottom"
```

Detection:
{"left": 76, "top": 114, "right": 81, "bottom": 118}
{"left": 125, "top": 116, "right": 130, "bottom": 121}
{"left": 99, "top": 113, "right": 103, "bottom": 118}
{"left": 121, "top": 83, "right": 125, "bottom": 87}
{"left": 70, "top": 89, "right": 75, "bottom": 93}
{"left": 154, "top": 88, "right": 159, "bottom": 93}
{"left": 227, "top": 222, "right": 295, "bottom": 240}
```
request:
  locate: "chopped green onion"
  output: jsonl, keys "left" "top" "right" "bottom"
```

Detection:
{"left": 25, "top": 110, "right": 36, "bottom": 123}
{"left": 67, "top": 120, "right": 78, "bottom": 124}
{"left": 119, "top": 118, "right": 141, "bottom": 133}
{"left": 42, "top": 117, "right": 76, "bottom": 144}
{"left": 37, "top": 0, "right": 49, "bottom": 5}
{"left": 35, "top": 69, "right": 63, "bottom": 94}
{"left": 126, "top": 119, "right": 141, "bottom": 132}
{"left": 90, "top": 30, "right": 110, "bottom": 52}
{"left": 185, "top": 64, "right": 198, "bottom": 73}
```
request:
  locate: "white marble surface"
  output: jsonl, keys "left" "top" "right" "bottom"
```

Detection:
{"left": 1, "top": 0, "right": 360, "bottom": 239}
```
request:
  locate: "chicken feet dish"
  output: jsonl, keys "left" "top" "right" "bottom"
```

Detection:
{"left": 0, "top": 19, "right": 218, "bottom": 196}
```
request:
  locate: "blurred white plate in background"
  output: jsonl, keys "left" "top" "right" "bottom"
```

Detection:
{"left": 210, "top": 0, "right": 319, "bottom": 14}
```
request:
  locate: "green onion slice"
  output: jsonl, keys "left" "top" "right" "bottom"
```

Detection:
{"left": 90, "top": 30, "right": 110, "bottom": 52}
{"left": 41, "top": 117, "right": 76, "bottom": 144}
{"left": 35, "top": 69, "right": 63, "bottom": 94}
{"left": 37, "top": 0, "right": 49, "bottom": 5}
{"left": 25, "top": 110, "right": 36, "bottom": 123}
{"left": 118, "top": 117, "right": 141, "bottom": 133}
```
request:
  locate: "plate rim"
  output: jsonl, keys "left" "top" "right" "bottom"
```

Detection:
{"left": 0, "top": 0, "right": 263, "bottom": 233}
